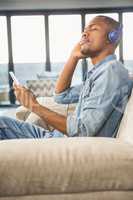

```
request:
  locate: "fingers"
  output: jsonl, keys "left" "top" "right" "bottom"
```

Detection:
{"left": 13, "top": 81, "right": 17, "bottom": 89}
{"left": 13, "top": 82, "right": 25, "bottom": 99}
{"left": 13, "top": 83, "right": 37, "bottom": 106}
{"left": 13, "top": 81, "right": 26, "bottom": 90}
{"left": 13, "top": 81, "right": 22, "bottom": 90}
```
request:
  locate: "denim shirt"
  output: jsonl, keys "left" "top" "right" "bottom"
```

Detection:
{"left": 54, "top": 55, "right": 133, "bottom": 137}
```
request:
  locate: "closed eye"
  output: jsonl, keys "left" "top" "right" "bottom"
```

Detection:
{"left": 85, "top": 24, "right": 100, "bottom": 32}
{"left": 90, "top": 26, "right": 99, "bottom": 31}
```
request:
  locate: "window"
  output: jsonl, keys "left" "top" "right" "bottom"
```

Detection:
{"left": 0, "top": 16, "right": 8, "bottom": 64}
{"left": 85, "top": 13, "right": 119, "bottom": 59}
{"left": 123, "top": 13, "right": 133, "bottom": 72}
{"left": 0, "top": 9, "right": 132, "bottom": 106}
{"left": 11, "top": 16, "right": 46, "bottom": 83}
{"left": 49, "top": 15, "right": 82, "bottom": 84}
{"left": 0, "top": 16, "right": 9, "bottom": 104}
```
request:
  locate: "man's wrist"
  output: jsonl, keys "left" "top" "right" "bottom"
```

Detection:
{"left": 70, "top": 54, "right": 80, "bottom": 62}
{"left": 30, "top": 101, "right": 41, "bottom": 113}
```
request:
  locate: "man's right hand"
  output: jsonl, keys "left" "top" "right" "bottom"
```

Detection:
{"left": 71, "top": 42, "right": 88, "bottom": 60}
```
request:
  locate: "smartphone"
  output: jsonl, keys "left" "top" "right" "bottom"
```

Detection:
{"left": 9, "top": 71, "right": 20, "bottom": 85}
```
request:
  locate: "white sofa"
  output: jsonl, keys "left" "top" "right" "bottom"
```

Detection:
{"left": 0, "top": 91, "right": 133, "bottom": 200}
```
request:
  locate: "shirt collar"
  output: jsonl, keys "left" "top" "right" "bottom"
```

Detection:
{"left": 94, "top": 54, "right": 116, "bottom": 68}
{"left": 87, "top": 54, "right": 117, "bottom": 77}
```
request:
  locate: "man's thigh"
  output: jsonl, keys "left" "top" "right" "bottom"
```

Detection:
{"left": 0, "top": 116, "right": 65, "bottom": 140}
{"left": 0, "top": 116, "right": 46, "bottom": 140}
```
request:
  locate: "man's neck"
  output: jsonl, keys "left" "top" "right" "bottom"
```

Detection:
{"left": 91, "top": 51, "right": 114, "bottom": 65}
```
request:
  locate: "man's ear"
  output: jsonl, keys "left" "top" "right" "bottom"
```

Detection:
{"left": 106, "top": 39, "right": 111, "bottom": 44}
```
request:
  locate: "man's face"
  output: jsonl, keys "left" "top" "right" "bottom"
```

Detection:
{"left": 80, "top": 17, "right": 110, "bottom": 57}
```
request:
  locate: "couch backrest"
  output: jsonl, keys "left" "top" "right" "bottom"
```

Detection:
{"left": 117, "top": 89, "right": 133, "bottom": 143}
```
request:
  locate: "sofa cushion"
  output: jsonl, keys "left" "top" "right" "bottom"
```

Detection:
{"left": 26, "top": 79, "right": 56, "bottom": 97}
{"left": 117, "top": 89, "right": 133, "bottom": 143}
{"left": 1, "top": 191, "right": 133, "bottom": 200}
{"left": 0, "top": 138, "right": 133, "bottom": 197}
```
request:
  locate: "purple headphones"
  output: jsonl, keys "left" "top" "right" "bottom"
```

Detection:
{"left": 108, "top": 24, "right": 123, "bottom": 43}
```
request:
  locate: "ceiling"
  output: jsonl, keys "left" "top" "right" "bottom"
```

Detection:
{"left": 0, "top": 0, "right": 133, "bottom": 10}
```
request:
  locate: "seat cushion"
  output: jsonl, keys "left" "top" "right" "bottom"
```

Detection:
{"left": 1, "top": 191, "right": 133, "bottom": 200}
{"left": 0, "top": 138, "right": 133, "bottom": 197}
{"left": 117, "top": 89, "right": 133, "bottom": 143}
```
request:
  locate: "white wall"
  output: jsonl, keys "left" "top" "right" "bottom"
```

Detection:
{"left": 0, "top": 0, "right": 133, "bottom": 10}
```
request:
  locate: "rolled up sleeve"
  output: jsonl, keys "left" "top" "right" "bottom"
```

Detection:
{"left": 54, "top": 84, "right": 83, "bottom": 104}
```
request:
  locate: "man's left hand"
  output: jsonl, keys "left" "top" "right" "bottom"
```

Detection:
{"left": 13, "top": 83, "right": 39, "bottom": 110}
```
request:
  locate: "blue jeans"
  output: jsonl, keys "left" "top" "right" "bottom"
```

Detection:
{"left": 0, "top": 116, "right": 64, "bottom": 140}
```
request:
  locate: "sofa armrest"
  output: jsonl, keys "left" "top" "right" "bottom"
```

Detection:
{"left": 0, "top": 137, "right": 133, "bottom": 197}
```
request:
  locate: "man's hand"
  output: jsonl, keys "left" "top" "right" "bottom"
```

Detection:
{"left": 71, "top": 42, "right": 88, "bottom": 60}
{"left": 13, "top": 83, "right": 39, "bottom": 111}
{"left": 13, "top": 82, "right": 67, "bottom": 134}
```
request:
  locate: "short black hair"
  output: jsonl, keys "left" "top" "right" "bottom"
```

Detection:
{"left": 95, "top": 15, "right": 121, "bottom": 32}
{"left": 94, "top": 15, "right": 122, "bottom": 45}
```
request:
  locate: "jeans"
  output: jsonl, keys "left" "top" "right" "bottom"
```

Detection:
{"left": 0, "top": 116, "right": 64, "bottom": 140}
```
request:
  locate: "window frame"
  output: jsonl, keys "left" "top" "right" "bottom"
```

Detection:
{"left": 0, "top": 7, "right": 132, "bottom": 106}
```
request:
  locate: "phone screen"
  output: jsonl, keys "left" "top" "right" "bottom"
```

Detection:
{"left": 9, "top": 71, "right": 20, "bottom": 85}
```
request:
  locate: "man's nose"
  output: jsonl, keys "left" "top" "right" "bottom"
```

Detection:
{"left": 82, "top": 31, "right": 88, "bottom": 38}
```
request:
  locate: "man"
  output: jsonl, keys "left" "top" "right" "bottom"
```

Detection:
{"left": 0, "top": 15, "right": 132, "bottom": 139}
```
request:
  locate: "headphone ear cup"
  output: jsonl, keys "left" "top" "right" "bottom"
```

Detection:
{"left": 108, "top": 25, "right": 122, "bottom": 44}
{"left": 108, "top": 30, "right": 119, "bottom": 43}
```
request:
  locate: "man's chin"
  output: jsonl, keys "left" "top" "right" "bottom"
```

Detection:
{"left": 80, "top": 48, "right": 90, "bottom": 57}
{"left": 81, "top": 46, "right": 98, "bottom": 58}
